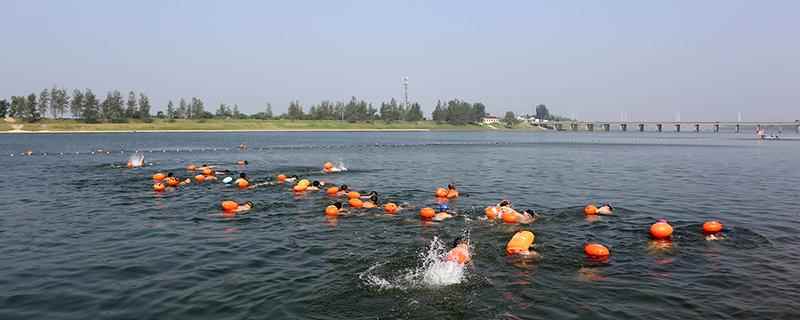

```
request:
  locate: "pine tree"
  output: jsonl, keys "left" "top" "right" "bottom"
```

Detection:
{"left": 138, "top": 93, "right": 151, "bottom": 119}
{"left": 70, "top": 89, "right": 84, "bottom": 119}
{"left": 126, "top": 91, "right": 138, "bottom": 119}
{"left": 0, "top": 99, "right": 8, "bottom": 118}
{"left": 166, "top": 100, "right": 176, "bottom": 119}
{"left": 25, "top": 93, "right": 41, "bottom": 122}
{"left": 38, "top": 88, "right": 50, "bottom": 119}
{"left": 265, "top": 103, "right": 273, "bottom": 119}
{"left": 177, "top": 98, "right": 187, "bottom": 119}
{"left": 82, "top": 89, "right": 100, "bottom": 123}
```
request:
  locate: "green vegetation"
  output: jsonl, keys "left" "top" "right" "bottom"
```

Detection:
{"left": 0, "top": 119, "right": 503, "bottom": 132}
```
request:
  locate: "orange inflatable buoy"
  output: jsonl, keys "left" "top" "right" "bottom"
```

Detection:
{"left": 324, "top": 205, "right": 339, "bottom": 216}
{"left": 221, "top": 200, "right": 239, "bottom": 212}
{"left": 420, "top": 207, "right": 435, "bottom": 219}
{"left": 153, "top": 183, "right": 165, "bottom": 192}
{"left": 347, "top": 191, "right": 360, "bottom": 199}
{"left": 446, "top": 246, "right": 470, "bottom": 264}
{"left": 383, "top": 203, "right": 398, "bottom": 214}
{"left": 323, "top": 162, "right": 334, "bottom": 170}
{"left": 293, "top": 184, "right": 307, "bottom": 192}
{"left": 166, "top": 177, "right": 180, "bottom": 187}
{"left": 195, "top": 174, "right": 205, "bottom": 182}
{"left": 435, "top": 188, "right": 448, "bottom": 198}
{"left": 152, "top": 173, "right": 166, "bottom": 181}
{"left": 326, "top": 187, "right": 339, "bottom": 195}
{"left": 584, "top": 204, "right": 598, "bottom": 215}
{"left": 202, "top": 168, "right": 213, "bottom": 176}
{"left": 506, "top": 231, "right": 535, "bottom": 255}
{"left": 236, "top": 179, "right": 249, "bottom": 189}
{"left": 502, "top": 211, "right": 519, "bottom": 224}
{"left": 650, "top": 221, "right": 674, "bottom": 239}
{"left": 186, "top": 164, "right": 197, "bottom": 171}
{"left": 298, "top": 179, "right": 310, "bottom": 187}
{"left": 348, "top": 198, "right": 364, "bottom": 208}
{"left": 485, "top": 207, "right": 498, "bottom": 220}
{"left": 584, "top": 243, "right": 610, "bottom": 257}
{"left": 703, "top": 220, "right": 723, "bottom": 234}
{"left": 277, "top": 174, "right": 287, "bottom": 183}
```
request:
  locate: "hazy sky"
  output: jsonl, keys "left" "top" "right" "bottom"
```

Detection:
{"left": 2, "top": 1, "right": 798, "bottom": 121}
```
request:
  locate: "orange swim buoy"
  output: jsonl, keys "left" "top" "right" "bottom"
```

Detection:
{"left": 650, "top": 221, "right": 674, "bottom": 239}
{"left": 323, "top": 162, "right": 333, "bottom": 170}
{"left": 166, "top": 177, "right": 180, "bottom": 187}
{"left": 298, "top": 179, "right": 310, "bottom": 187}
{"left": 446, "top": 190, "right": 459, "bottom": 199}
{"left": 324, "top": 205, "right": 339, "bottom": 216}
{"left": 506, "top": 231, "right": 535, "bottom": 255}
{"left": 326, "top": 186, "right": 339, "bottom": 196}
{"left": 195, "top": 174, "right": 206, "bottom": 182}
{"left": 420, "top": 207, "right": 435, "bottom": 219}
{"left": 152, "top": 172, "right": 166, "bottom": 181}
{"left": 446, "top": 246, "right": 470, "bottom": 264}
{"left": 236, "top": 179, "right": 249, "bottom": 189}
{"left": 221, "top": 200, "right": 239, "bottom": 212}
{"left": 584, "top": 243, "right": 610, "bottom": 258}
{"left": 153, "top": 183, "right": 165, "bottom": 192}
{"left": 502, "top": 211, "right": 519, "bottom": 224}
{"left": 348, "top": 198, "right": 364, "bottom": 208}
{"left": 584, "top": 204, "right": 598, "bottom": 215}
{"left": 202, "top": 168, "right": 213, "bottom": 176}
{"left": 703, "top": 220, "right": 723, "bottom": 234}
{"left": 186, "top": 164, "right": 197, "bottom": 171}
{"left": 383, "top": 203, "right": 398, "bottom": 214}
{"left": 347, "top": 191, "right": 360, "bottom": 199}
{"left": 435, "top": 188, "right": 448, "bottom": 198}
{"left": 485, "top": 206, "right": 498, "bottom": 220}
{"left": 277, "top": 174, "right": 287, "bottom": 183}
{"left": 293, "top": 184, "right": 307, "bottom": 192}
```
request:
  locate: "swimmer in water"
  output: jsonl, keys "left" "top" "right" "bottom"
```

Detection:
{"left": 445, "top": 237, "right": 471, "bottom": 265}
{"left": 433, "top": 203, "right": 455, "bottom": 221}
{"left": 234, "top": 172, "right": 249, "bottom": 184}
{"left": 230, "top": 201, "right": 254, "bottom": 214}
{"left": 165, "top": 172, "right": 191, "bottom": 187}
{"left": 237, "top": 160, "right": 249, "bottom": 165}
{"left": 306, "top": 181, "right": 322, "bottom": 191}
{"left": 596, "top": 203, "right": 614, "bottom": 215}
{"left": 331, "top": 201, "right": 350, "bottom": 215}
{"left": 446, "top": 183, "right": 459, "bottom": 198}
{"left": 362, "top": 191, "right": 380, "bottom": 208}
{"left": 335, "top": 184, "right": 350, "bottom": 196}
{"left": 285, "top": 175, "right": 299, "bottom": 183}
{"left": 497, "top": 200, "right": 537, "bottom": 224}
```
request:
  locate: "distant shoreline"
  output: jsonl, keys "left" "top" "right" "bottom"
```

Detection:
{"left": 0, "top": 128, "right": 435, "bottom": 134}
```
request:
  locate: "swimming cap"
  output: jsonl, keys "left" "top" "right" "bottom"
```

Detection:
{"left": 222, "top": 177, "right": 233, "bottom": 184}
{"left": 438, "top": 204, "right": 449, "bottom": 212}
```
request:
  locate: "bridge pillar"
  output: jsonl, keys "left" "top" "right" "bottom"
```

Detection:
{"left": 603, "top": 124, "right": 610, "bottom": 132}
{"left": 621, "top": 123, "right": 627, "bottom": 132}
{"left": 714, "top": 124, "right": 720, "bottom": 133}
{"left": 796, "top": 125, "right": 800, "bottom": 134}
{"left": 695, "top": 124, "right": 700, "bottom": 133}
{"left": 638, "top": 124, "right": 645, "bottom": 132}
{"left": 587, "top": 123, "right": 594, "bottom": 131}
{"left": 675, "top": 124, "right": 681, "bottom": 132}
{"left": 556, "top": 123, "right": 563, "bottom": 131}
{"left": 571, "top": 123, "right": 578, "bottom": 131}
{"left": 736, "top": 124, "right": 740, "bottom": 133}
{"left": 656, "top": 124, "right": 662, "bottom": 132}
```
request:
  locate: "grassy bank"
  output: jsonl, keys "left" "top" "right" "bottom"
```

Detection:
{"left": 0, "top": 119, "right": 545, "bottom": 133}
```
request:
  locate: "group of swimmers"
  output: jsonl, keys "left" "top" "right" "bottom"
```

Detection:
{"left": 146, "top": 159, "right": 726, "bottom": 268}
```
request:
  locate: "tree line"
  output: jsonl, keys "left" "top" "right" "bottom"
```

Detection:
{"left": 0, "top": 86, "right": 566, "bottom": 125}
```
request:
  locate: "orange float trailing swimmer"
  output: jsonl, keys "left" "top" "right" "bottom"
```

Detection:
{"left": 234, "top": 173, "right": 250, "bottom": 189}
{"left": 186, "top": 164, "right": 197, "bottom": 171}
{"left": 506, "top": 231, "right": 535, "bottom": 255}
{"left": 584, "top": 204, "right": 598, "bottom": 215}
{"left": 325, "top": 205, "right": 339, "bottom": 216}
{"left": 348, "top": 198, "right": 364, "bottom": 209}
{"left": 326, "top": 186, "right": 339, "bottom": 196}
{"left": 152, "top": 172, "right": 166, "bottom": 181}
{"left": 419, "top": 207, "right": 436, "bottom": 220}
{"left": 446, "top": 237, "right": 471, "bottom": 265}
{"left": 277, "top": 174, "right": 287, "bottom": 184}
{"left": 293, "top": 184, "right": 307, "bottom": 192}
{"left": 221, "top": 200, "right": 253, "bottom": 214}
{"left": 153, "top": 183, "right": 165, "bottom": 192}
{"left": 323, "top": 162, "right": 334, "bottom": 173}
{"left": 703, "top": 220, "right": 723, "bottom": 234}
{"left": 650, "top": 219, "right": 674, "bottom": 240}
{"left": 347, "top": 191, "right": 360, "bottom": 200}
{"left": 485, "top": 206, "right": 499, "bottom": 220}
{"left": 584, "top": 243, "right": 610, "bottom": 258}
{"left": 195, "top": 174, "right": 206, "bottom": 183}
{"left": 435, "top": 188, "right": 448, "bottom": 198}
{"left": 383, "top": 202, "right": 398, "bottom": 214}
{"left": 221, "top": 200, "right": 239, "bottom": 212}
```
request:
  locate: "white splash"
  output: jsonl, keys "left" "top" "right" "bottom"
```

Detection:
{"left": 359, "top": 236, "right": 466, "bottom": 290}
{"left": 127, "top": 152, "right": 144, "bottom": 167}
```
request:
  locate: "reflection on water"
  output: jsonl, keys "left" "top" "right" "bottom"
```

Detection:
{"left": 0, "top": 132, "right": 799, "bottom": 319}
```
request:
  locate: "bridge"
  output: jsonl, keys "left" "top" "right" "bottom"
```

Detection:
{"left": 542, "top": 121, "right": 800, "bottom": 133}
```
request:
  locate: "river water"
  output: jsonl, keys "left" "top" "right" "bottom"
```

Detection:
{"left": 1, "top": 131, "right": 798, "bottom": 319}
